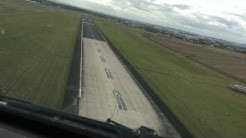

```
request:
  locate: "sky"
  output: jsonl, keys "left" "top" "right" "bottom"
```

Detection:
{"left": 51, "top": 0, "right": 246, "bottom": 44}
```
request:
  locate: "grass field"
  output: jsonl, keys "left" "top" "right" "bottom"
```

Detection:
{"left": 94, "top": 17, "right": 246, "bottom": 138}
{"left": 148, "top": 35, "right": 246, "bottom": 83}
{"left": 0, "top": 5, "right": 8, "bottom": 10}
{"left": 0, "top": 1, "right": 80, "bottom": 109}
{"left": 0, "top": 0, "right": 38, "bottom": 11}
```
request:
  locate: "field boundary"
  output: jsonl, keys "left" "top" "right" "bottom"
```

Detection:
{"left": 94, "top": 24, "right": 193, "bottom": 138}
{"left": 148, "top": 37, "right": 246, "bottom": 84}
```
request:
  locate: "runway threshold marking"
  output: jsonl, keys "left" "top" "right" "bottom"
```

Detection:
{"left": 113, "top": 91, "right": 127, "bottom": 110}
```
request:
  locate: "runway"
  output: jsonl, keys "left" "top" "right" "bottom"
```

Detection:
{"left": 78, "top": 16, "right": 180, "bottom": 137}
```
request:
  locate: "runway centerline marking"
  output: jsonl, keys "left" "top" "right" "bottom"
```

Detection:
{"left": 113, "top": 90, "right": 127, "bottom": 110}
{"left": 105, "top": 68, "right": 113, "bottom": 79}
{"left": 100, "top": 56, "right": 106, "bottom": 63}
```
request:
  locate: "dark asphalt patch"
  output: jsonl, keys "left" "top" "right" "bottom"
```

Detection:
{"left": 83, "top": 22, "right": 105, "bottom": 42}
{"left": 83, "top": 23, "right": 94, "bottom": 39}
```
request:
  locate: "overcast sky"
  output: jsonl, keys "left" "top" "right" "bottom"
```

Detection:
{"left": 52, "top": 0, "right": 246, "bottom": 44}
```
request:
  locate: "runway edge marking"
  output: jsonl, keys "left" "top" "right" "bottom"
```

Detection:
{"left": 78, "top": 15, "right": 84, "bottom": 98}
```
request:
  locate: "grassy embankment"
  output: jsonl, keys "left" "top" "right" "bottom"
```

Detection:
{"left": 94, "top": 17, "right": 246, "bottom": 138}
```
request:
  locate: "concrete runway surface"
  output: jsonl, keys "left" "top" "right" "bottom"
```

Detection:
{"left": 79, "top": 17, "right": 180, "bottom": 137}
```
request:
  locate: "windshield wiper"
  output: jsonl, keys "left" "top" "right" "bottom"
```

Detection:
{"left": 0, "top": 96, "right": 162, "bottom": 138}
{"left": 106, "top": 118, "right": 159, "bottom": 137}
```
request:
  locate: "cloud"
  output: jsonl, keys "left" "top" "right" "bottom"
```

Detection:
{"left": 172, "top": 4, "right": 191, "bottom": 10}
{"left": 50, "top": 0, "right": 246, "bottom": 43}
{"left": 228, "top": 13, "right": 246, "bottom": 21}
